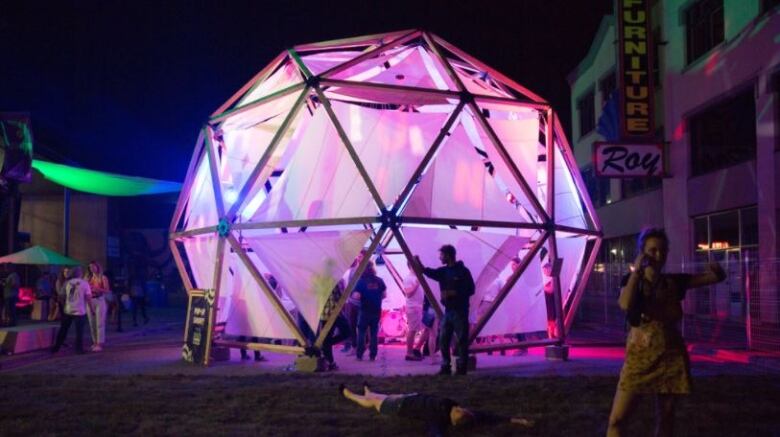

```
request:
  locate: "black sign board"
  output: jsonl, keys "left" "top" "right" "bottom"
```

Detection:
{"left": 182, "top": 289, "right": 216, "bottom": 365}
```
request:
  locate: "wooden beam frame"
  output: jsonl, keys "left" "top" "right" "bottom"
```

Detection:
{"left": 313, "top": 226, "right": 388, "bottom": 349}
{"left": 226, "top": 233, "right": 308, "bottom": 346}
{"left": 213, "top": 339, "right": 305, "bottom": 355}
{"left": 468, "top": 231, "right": 549, "bottom": 343}
{"left": 389, "top": 226, "right": 444, "bottom": 320}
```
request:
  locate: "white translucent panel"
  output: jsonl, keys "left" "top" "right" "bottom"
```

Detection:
{"left": 465, "top": 109, "right": 541, "bottom": 223}
{"left": 218, "top": 243, "right": 297, "bottom": 339}
{"left": 449, "top": 61, "right": 513, "bottom": 98}
{"left": 331, "top": 46, "right": 456, "bottom": 91}
{"left": 323, "top": 85, "right": 455, "bottom": 107}
{"left": 555, "top": 233, "right": 588, "bottom": 306}
{"left": 216, "top": 90, "right": 308, "bottom": 214}
{"left": 301, "top": 50, "right": 365, "bottom": 76}
{"left": 553, "top": 140, "right": 588, "bottom": 229}
{"left": 400, "top": 226, "right": 528, "bottom": 324}
{"left": 237, "top": 60, "right": 302, "bottom": 107}
{"left": 402, "top": 120, "right": 531, "bottom": 223}
{"left": 250, "top": 105, "right": 379, "bottom": 222}
{"left": 330, "top": 100, "right": 450, "bottom": 209}
{"left": 480, "top": 253, "right": 548, "bottom": 336}
{"left": 296, "top": 30, "right": 412, "bottom": 52}
{"left": 184, "top": 157, "right": 219, "bottom": 230}
{"left": 477, "top": 100, "right": 543, "bottom": 218}
{"left": 181, "top": 234, "right": 219, "bottom": 290}
{"left": 245, "top": 229, "right": 371, "bottom": 330}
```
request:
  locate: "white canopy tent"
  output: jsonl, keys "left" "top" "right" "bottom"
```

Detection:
{"left": 171, "top": 30, "right": 602, "bottom": 364}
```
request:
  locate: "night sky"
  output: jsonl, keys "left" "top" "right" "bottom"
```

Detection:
{"left": 2, "top": 0, "right": 612, "bottom": 183}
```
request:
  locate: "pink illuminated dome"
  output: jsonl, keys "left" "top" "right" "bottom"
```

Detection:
{"left": 171, "top": 30, "right": 602, "bottom": 362}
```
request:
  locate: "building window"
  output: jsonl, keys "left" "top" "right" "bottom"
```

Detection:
{"left": 582, "top": 166, "right": 611, "bottom": 207}
{"left": 685, "top": 0, "right": 724, "bottom": 64}
{"left": 577, "top": 90, "right": 596, "bottom": 138}
{"left": 599, "top": 71, "right": 616, "bottom": 106}
{"left": 691, "top": 206, "right": 759, "bottom": 320}
{"left": 689, "top": 87, "right": 756, "bottom": 176}
{"left": 621, "top": 175, "right": 661, "bottom": 199}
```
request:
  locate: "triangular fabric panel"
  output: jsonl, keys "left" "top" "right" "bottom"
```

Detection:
{"left": 330, "top": 99, "right": 452, "bottom": 210}
{"left": 466, "top": 108, "right": 542, "bottom": 223}
{"left": 402, "top": 118, "right": 534, "bottom": 223}
{"left": 400, "top": 226, "right": 529, "bottom": 323}
{"left": 245, "top": 229, "right": 372, "bottom": 330}
{"left": 181, "top": 234, "right": 219, "bottom": 290}
{"left": 215, "top": 89, "right": 309, "bottom": 214}
{"left": 219, "top": 243, "right": 297, "bottom": 340}
{"left": 448, "top": 60, "right": 513, "bottom": 98}
{"left": 476, "top": 99, "right": 544, "bottom": 218}
{"left": 330, "top": 45, "right": 456, "bottom": 91}
{"left": 301, "top": 50, "right": 367, "bottom": 76}
{"left": 555, "top": 232, "right": 588, "bottom": 308}
{"left": 236, "top": 60, "right": 303, "bottom": 108}
{"left": 184, "top": 156, "right": 219, "bottom": 230}
{"left": 250, "top": 105, "right": 379, "bottom": 222}
{"left": 553, "top": 139, "right": 589, "bottom": 229}
{"left": 480, "top": 234, "right": 549, "bottom": 336}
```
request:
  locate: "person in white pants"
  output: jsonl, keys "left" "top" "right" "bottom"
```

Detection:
{"left": 86, "top": 261, "right": 110, "bottom": 352}
{"left": 403, "top": 265, "right": 424, "bottom": 361}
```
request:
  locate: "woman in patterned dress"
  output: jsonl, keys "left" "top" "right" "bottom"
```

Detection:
{"left": 607, "top": 228, "right": 726, "bottom": 437}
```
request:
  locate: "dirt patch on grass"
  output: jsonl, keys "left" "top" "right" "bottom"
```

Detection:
{"left": 1, "top": 374, "right": 778, "bottom": 436}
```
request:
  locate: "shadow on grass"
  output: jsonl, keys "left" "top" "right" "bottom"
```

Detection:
{"left": 1, "top": 374, "right": 778, "bottom": 436}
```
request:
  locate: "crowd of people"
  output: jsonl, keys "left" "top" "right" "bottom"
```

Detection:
{"left": 0, "top": 260, "right": 153, "bottom": 355}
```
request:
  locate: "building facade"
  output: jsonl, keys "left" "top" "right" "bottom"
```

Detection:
{"left": 569, "top": 0, "right": 780, "bottom": 349}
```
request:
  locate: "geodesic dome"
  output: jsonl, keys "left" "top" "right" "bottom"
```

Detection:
{"left": 171, "top": 29, "right": 602, "bottom": 359}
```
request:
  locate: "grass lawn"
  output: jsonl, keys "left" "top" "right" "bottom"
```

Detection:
{"left": 1, "top": 374, "right": 778, "bottom": 436}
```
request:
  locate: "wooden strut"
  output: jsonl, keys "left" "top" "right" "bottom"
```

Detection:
{"left": 213, "top": 339, "right": 305, "bottom": 355}
{"left": 225, "top": 234, "right": 309, "bottom": 347}
{"left": 564, "top": 237, "right": 602, "bottom": 334}
{"left": 391, "top": 101, "right": 465, "bottom": 215}
{"left": 294, "top": 29, "right": 417, "bottom": 52}
{"left": 225, "top": 88, "right": 310, "bottom": 220}
{"left": 545, "top": 109, "right": 566, "bottom": 345}
{"left": 204, "top": 125, "right": 226, "bottom": 218}
{"left": 170, "top": 226, "right": 218, "bottom": 240}
{"left": 211, "top": 51, "right": 288, "bottom": 118}
{"left": 314, "top": 226, "right": 388, "bottom": 349}
{"left": 169, "top": 239, "right": 194, "bottom": 292}
{"left": 169, "top": 129, "right": 205, "bottom": 234}
{"left": 231, "top": 217, "right": 378, "bottom": 231}
{"left": 468, "top": 101, "right": 550, "bottom": 223}
{"left": 468, "top": 231, "right": 550, "bottom": 343}
{"left": 203, "top": 237, "right": 226, "bottom": 366}
{"left": 389, "top": 226, "right": 444, "bottom": 320}
{"left": 421, "top": 31, "right": 466, "bottom": 92}
{"left": 210, "top": 82, "right": 305, "bottom": 125}
{"left": 469, "top": 338, "right": 560, "bottom": 353}
{"left": 318, "top": 30, "right": 421, "bottom": 78}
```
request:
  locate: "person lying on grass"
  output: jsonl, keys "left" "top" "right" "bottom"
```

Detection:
{"left": 340, "top": 382, "right": 535, "bottom": 436}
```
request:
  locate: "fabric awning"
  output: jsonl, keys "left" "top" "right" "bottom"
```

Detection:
{"left": 32, "top": 159, "right": 182, "bottom": 196}
{"left": 0, "top": 245, "right": 82, "bottom": 265}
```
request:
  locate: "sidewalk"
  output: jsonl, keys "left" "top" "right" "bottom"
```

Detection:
{"left": 3, "top": 307, "right": 780, "bottom": 376}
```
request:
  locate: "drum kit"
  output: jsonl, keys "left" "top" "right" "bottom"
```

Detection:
{"left": 379, "top": 308, "right": 407, "bottom": 341}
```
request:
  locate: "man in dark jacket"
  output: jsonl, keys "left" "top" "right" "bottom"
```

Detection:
{"left": 352, "top": 261, "right": 386, "bottom": 361}
{"left": 414, "top": 245, "right": 475, "bottom": 375}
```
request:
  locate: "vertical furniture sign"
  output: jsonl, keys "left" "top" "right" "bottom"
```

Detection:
{"left": 618, "top": 0, "right": 655, "bottom": 139}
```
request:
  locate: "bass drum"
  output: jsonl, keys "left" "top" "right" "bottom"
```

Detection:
{"left": 380, "top": 309, "right": 407, "bottom": 339}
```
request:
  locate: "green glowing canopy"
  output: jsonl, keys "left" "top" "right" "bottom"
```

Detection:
{"left": 32, "top": 159, "right": 182, "bottom": 196}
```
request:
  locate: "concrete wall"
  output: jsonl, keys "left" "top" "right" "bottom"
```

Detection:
{"left": 18, "top": 176, "right": 108, "bottom": 268}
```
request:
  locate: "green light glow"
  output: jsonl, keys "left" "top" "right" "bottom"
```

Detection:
{"left": 32, "top": 160, "right": 182, "bottom": 196}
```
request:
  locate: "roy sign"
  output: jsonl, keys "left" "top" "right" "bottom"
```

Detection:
{"left": 593, "top": 142, "right": 664, "bottom": 177}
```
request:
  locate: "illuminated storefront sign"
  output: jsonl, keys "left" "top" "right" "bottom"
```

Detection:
{"left": 593, "top": 142, "right": 664, "bottom": 177}
{"left": 618, "top": 0, "right": 655, "bottom": 138}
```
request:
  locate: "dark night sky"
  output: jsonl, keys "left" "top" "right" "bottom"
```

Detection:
{"left": 2, "top": 0, "right": 612, "bottom": 183}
